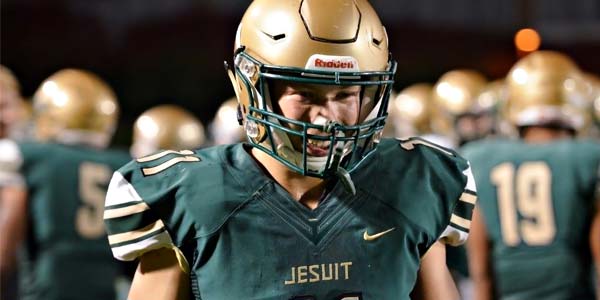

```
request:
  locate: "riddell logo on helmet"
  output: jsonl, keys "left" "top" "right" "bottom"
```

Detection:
{"left": 306, "top": 54, "right": 360, "bottom": 72}
{"left": 314, "top": 58, "right": 354, "bottom": 69}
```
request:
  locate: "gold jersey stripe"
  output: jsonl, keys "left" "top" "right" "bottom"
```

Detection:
{"left": 108, "top": 220, "right": 165, "bottom": 245}
{"left": 136, "top": 149, "right": 194, "bottom": 163}
{"left": 142, "top": 156, "right": 200, "bottom": 176}
{"left": 103, "top": 201, "right": 150, "bottom": 220}
{"left": 459, "top": 192, "right": 477, "bottom": 205}
{"left": 450, "top": 214, "right": 471, "bottom": 230}
{"left": 399, "top": 139, "right": 454, "bottom": 156}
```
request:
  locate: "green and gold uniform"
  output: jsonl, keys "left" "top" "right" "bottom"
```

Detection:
{"left": 0, "top": 140, "right": 131, "bottom": 300}
{"left": 462, "top": 138, "right": 600, "bottom": 300}
{"left": 104, "top": 138, "right": 476, "bottom": 300}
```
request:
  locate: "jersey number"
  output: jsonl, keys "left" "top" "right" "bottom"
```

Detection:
{"left": 76, "top": 162, "right": 112, "bottom": 239}
{"left": 491, "top": 162, "right": 556, "bottom": 246}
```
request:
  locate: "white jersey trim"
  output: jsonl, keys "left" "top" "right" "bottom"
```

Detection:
{"left": 0, "top": 139, "right": 24, "bottom": 186}
{"left": 111, "top": 230, "right": 174, "bottom": 261}
{"left": 438, "top": 225, "right": 469, "bottom": 246}
{"left": 105, "top": 171, "right": 143, "bottom": 206}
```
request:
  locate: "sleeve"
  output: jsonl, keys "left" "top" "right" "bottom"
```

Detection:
{"left": 103, "top": 170, "right": 175, "bottom": 261}
{"left": 102, "top": 150, "right": 201, "bottom": 271}
{"left": 0, "top": 139, "right": 25, "bottom": 187}
{"left": 438, "top": 161, "right": 477, "bottom": 246}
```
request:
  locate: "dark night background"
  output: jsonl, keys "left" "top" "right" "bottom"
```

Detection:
{"left": 2, "top": 0, "right": 599, "bottom": 146}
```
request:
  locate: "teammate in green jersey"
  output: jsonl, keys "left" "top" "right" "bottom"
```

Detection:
{"left": 103, "top": 1, "right": 477, "bottom": 299}
{"left": 0, "top": 69, "right": 131, "bottom": 300}
{"left": 464, "top": 51, "right": 600, "bottom": 300}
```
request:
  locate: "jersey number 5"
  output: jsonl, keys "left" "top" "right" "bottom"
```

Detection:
{"left": 76, "top": 162, "right": 112, "bottom": 239}
{"left": 491, "top": 162, "right": 556, "bottom": 246}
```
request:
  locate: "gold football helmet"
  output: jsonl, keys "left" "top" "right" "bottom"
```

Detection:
{"left": 433, "top": 69, "right": 490, "bottom": 144}
{"left": 433, "top": 69, "right": 488, "bottom": 116}
{"left": 209, "top": 97, "right": 246, "bottom": 145}
{"left": 505, "top": 50, "right": 585, "bottom": 131}
{"left": 32, "top": 69, "right": 118, "bottom": 148}
{"left": 226, "top": 0, "right": 396, "bottom": 180}
{"left": 386, "top": 83, "right": 435, "bottom": 138}
{"left": 131, "top": 105, "right": 205, "bottom": 158}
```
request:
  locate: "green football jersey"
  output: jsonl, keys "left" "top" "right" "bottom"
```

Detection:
{"left": 462, "top": 138, "right": 600, "bottom": 300}
{"left": 104, "top": 138, "right": 476, "bottom": 300}
{"left": 0, "top": 140, "right": 131, "bottom": 300}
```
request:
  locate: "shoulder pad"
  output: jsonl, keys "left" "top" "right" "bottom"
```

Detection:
{"left": 374, "top": 138, "right": 477, "bottom": 246}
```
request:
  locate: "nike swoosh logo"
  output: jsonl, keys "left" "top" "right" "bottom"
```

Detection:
{"left": 363, "top": 227, "right": 396, "bottom": 241}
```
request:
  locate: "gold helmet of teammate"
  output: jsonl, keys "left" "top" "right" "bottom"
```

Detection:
{"left": 433, "top": 69, "right": 489, "bottom": 145}
{"left": 32, "top": 69, "right": 118, "bottom": 148}
{"left": 505, "top": 50, "right": 586, "bottom": 132}
{"left": 226, "top": 0, "right": 396, "bottom": 179}
{"left": 385, "top": 83, "right": 435, "bottom": 138}
{"left": 209, "top": 97, "right": 246, "bottom": 145}
{"left": 131, "top": 104, "right": 206, "bottom": 158}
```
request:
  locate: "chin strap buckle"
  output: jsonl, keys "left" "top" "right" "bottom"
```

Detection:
{"left": 324, "top": 121, "right": 356, "bottom": 195}
{"left": 336, "top": 167, "right": 356, "bottom": 195}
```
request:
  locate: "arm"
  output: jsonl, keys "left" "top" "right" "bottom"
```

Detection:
{"left": 411, "top": 241, "right": 460, "bottom": 300}
{"left": 467, "top": 206, "right": 494, "bottom": 300}
{"left": 0, "top": 186, "right": 27, "bottom": 276}
{"left": 128, "top": 248, "right": 190, "bottom": 300}
{"left": 590, "top": 198, "right": 600, "bottom": 299}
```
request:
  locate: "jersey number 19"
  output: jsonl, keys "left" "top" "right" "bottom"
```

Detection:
{"left": 491, "top": 162, "right": 556, "bottom": 246}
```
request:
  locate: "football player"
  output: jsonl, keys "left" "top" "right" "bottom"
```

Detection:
{"left": 464, "top": 51, "right": 600, "bottom": 300}
{"left": 208, "top": 97, "right": 246, "bottom": 145}
{"left": 433, "top": 69, "right": 494, "bottom": 146}
{"left": 130, "top": 104, "right": 206, "bottom": 158}
{"left": 0, "top": 69, "right": 131, "bottom": 300}
{"left": 0, "top": 65, "right": 30, "bottom": 140}
{"left": 386, "top": 83, "right": 456, "bottom": 148}
{"left": 103, "top": 1, "right": 476, "bottom": 299}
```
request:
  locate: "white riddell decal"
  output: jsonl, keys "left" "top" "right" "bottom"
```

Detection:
{"left": 305, "top": 54, "right": 360, "bottom": 72}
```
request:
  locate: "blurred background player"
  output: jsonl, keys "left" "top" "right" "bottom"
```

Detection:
{"left": 433, "top": 69, "right": 496, "bottom": 147}
{"left": 0, "top": 69, "right": 131, "bottom": 300}
{"left": 207, "top": 97, "right": 246, "bottom": 146}
{"left": 130, "top": 104, "right": 206, "bottom": 158}
{"left": 0, "top": 64, "right": 31, "bottom": 300}
{"left": 464, "top": 50, "right": 600, "bottom": 300}
{"left": 385, "top": 83, "right": 456, "bottom": 149}
{"left": 0, "top": 65, "right": 31, "bottom": 141}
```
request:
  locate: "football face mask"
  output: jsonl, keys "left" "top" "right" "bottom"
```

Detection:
{"left": 232, "top": 52, "right": 395, "bottom": 180}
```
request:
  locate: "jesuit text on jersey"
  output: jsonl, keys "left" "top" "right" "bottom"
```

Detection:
{"left": 284, "top": 262, "right": 353, "bottom": 285}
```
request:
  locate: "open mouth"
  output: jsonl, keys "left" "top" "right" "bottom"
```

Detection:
{"left": 306, "top": 138, "right": 331, "bottom": 157}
